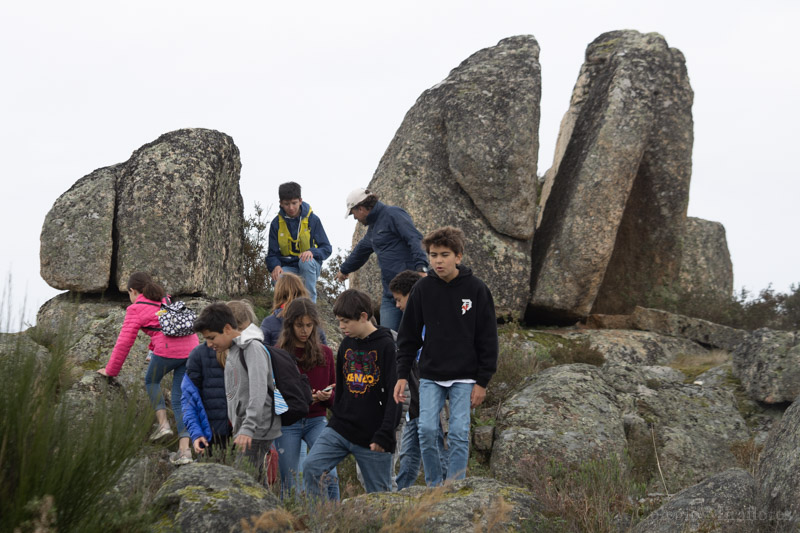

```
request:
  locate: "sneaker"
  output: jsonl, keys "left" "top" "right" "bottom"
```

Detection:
{"left": 149, "top": 425, "right": 174, "bottom": 441}
{"left": 170, "top": 449, "right": 194, "bottom": 466}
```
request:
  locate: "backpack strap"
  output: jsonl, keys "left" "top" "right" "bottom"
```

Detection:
{"left": 135, "top": 301, "right": 163, "bottom": 331}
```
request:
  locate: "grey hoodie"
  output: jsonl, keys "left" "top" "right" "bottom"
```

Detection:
{"left": 224, "top": 324, "right": 282, "bottom": 441}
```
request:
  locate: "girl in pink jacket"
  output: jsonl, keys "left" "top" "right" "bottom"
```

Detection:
{"left": 98, "top": 272, "right": 198, "bottom": 465}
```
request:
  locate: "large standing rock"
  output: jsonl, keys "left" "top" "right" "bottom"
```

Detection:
{"left": 529, "top": 30, "right": 693, "bottom": 323}
{"left": 631, "top": 306, "right": 748, "bottom": 352}
{"left": 757, "top": 398, "right": 800, "bottom": 529}
{"left": 115, "top": 129, "right": 245, "bottom": 296}
{"left": 351, "top": 35, "right": 541, "bottom": 317}
{"left": 153, "top": 463, "right": 279, "bottom": 532}
{"left": 632, "top": 469, "right": 760, "bottom": 533}
{"left": 732, "top": 328, "right": 800, "bottom": 403}
{"left": 40, "top": 165, "right": 120, "bottom": 292}
{"left": 678, "top": 217, "right": 734, "bottom": 301}
{"left": 39, "top": 128, "right": 245, "bottom": 297}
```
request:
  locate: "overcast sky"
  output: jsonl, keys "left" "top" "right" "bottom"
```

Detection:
{"left": 2, "top": 0, "right": 798, "bottom": 330}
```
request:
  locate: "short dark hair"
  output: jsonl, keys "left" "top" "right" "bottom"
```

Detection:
{"left": 193, "top": 303, "right": 237, "bottom": 334}
{"left": 333, "top": 289, "right": 374, "bottom": 320}
{"left": 389, "top": 270, "right": 421, "bottom": 296}
{"left": 127, "top": 271, "right": 166, "bottom": 301}
{"left": 422, "top": 226, "right": 465, "bottom": 256}
{"left": 356, "top": 193, "right": 379, "bottom": 211}
{"left": 278, "top": 181, "right": 302, "bottom": 201}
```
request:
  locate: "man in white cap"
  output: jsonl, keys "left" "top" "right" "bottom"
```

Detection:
{"left": 336, "top": 188, "right": 428, "bottom": 331}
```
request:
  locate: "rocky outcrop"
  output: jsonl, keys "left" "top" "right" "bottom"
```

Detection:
{"left": 491, "top": 364, "right": 626, "bottom": 485}
{"left": 550, "top": 328, "right": 708, "bottom": 366}
{"left": 35, "top": 293, "right": 210, "bottom": 389}
{"left": 350, "top": 477, "right": 542, "bottom": 532}
{"left": 631, "top": 306, "right": 748, "bottom": 352}
{"left": 40, "top": 165, "right": 119, "bottom": 292}
{"left": 633, "top": 469, "right": 760, "bottom": 533}
{"left": 39, "top": 128, "right": 245, "bottom": 297}
{"left": 350, "top": 35, "right": 541, "bottom": 317}
{"left": 733, "top": 328, "right": 800, "bottom": 404}
{"left": 491, "top": 363, "right": 749, "bottom": 493}
{"left": 757, "top": 398, "right": 800, "bottom": 530}
{"left": 153, "top": 463, "right": 279, "bottom": 532}
{"left": 529, "top": 30, "right": 693, "bottom": 323}
{"left": 678, "top": 217, "right": 734, "bottom": 301}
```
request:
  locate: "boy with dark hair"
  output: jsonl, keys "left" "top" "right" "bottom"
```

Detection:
{"left": 389, "top": 270, "right": 449, "bottom": 489}
{"left": 394, "top": 226, "right": 498, "bottom": 487}
{"left": 193, "top": 302, "right": 281, "bottom": 486}
{"left": 266, "top": 181, "right": 332, "bottom": 302}
{"left": 303, "top": 289, "right": 399, "bottom": 495}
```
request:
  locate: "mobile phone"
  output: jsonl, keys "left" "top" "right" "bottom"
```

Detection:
{"left": 321, "top": 384, "right": 335, "bottom": 393}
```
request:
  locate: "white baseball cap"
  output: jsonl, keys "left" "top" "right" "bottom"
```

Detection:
{"left": 345, "top": 188, "right": 370, "bottom": 218}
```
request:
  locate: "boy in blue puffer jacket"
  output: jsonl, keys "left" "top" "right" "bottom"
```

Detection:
{"left": 181, "top": 340, "right": 230, "bottom": 455}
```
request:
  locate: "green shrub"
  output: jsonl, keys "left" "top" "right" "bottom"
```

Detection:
{"left": 646, "top": 283, "right": 800, "bottom": 331}
{"left": 243, "top": 202, "right": 274, "bottom": 296}
{"left": 318, "top": 248, "right": 349, "bottom": 302}
{"left": 0, "top": 331, "right": 153, "bottom": 532}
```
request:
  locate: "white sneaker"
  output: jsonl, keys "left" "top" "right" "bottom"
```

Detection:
{"left": 170, "top": 449, "right": 194, "bottom": 466}
{"left": 149, "top": 425, "right": 174, "bottom": 441}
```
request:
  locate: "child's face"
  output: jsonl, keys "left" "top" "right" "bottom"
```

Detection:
{"left": 337, "top": 312, "right": 371, "bottom": 339}
{"left": 201, "top": 324, "right": 238, "bottom": 353}
{"left": 392, "top": 291, "right": 409, "bottom": 311}
{"left": 292, "top": 315, "right": 315, "bottom": 347}
{"left": 280, "top": 198, "right": 302, "bottom": 218}
{"left": 428, "top": 244, "right": 462, "bottom": 283}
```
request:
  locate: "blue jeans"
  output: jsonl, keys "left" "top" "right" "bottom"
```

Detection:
{"left": 303, "top": 427, "right": 392, "bottom": 496}
{"left": 380, "top": 293, "right": 403, "bottom": 332}
{"left": 282, "top": 259, "right": 321, "bottom": 302}
{"left": 418, "top": 379, "right": 472, "bottom": 486}
{"left": 395, "top": 417, "right": 449, "bottom": 490}
{"left": 275, "top": 416, "right": 340, "bottom": 500}
{"left": 145, "top": 354, "right": 189, "bottom": 438}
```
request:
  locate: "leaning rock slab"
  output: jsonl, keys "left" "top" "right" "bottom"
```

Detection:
{"left": 732, "top": 328, "right": 800, "bottom": 403}
{"left": 678, "top": 217, "right": 734, "bottom": 301}
{"left": 632, "top": 469, "right": 760, "bottom": 533}
{"left": 530, "top": 30, "right": 693, "bottom": 323}
{"left": 351, "top": 36, "right": 541, "bottom": 317}
{"left": 631, "top": 306, "right": 748, "bottom": 352}
{"left": 115, "top": 129, "right": 245, "bottom": 296}
{"left": 153, "top": 463, "right": 279, "bottom": 533}
{"left": 40, "top": 165, "right": 119, "bottom": 292}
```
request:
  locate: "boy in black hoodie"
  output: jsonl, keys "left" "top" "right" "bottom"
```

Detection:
{"left": 394, "top": 226, "right": 498, "bottom": 487}
{"left": 303, "top": 289, "right": 399, "bottom": 495}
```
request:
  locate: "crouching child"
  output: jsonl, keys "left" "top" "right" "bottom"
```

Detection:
{"left": 193, "top": 302, "right": 281, "bottom": 486}
{"left": 303, "top": 289, "right": 399, "bottom": 496}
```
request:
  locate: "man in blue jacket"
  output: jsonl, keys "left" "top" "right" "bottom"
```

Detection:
{"left": 266, "top": 182, "right": 332, "bottom": 302}
{"left": 336, "top": 188, "right": 428, "bottom": 331}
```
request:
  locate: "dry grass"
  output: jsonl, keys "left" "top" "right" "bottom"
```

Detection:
{"left": 730, "top": 438, "right": 763, "bottom": 477}
{"left": 668, "top": 350, "right": 730, "bottom": 382}
{"left": 518, "top": 453, "right": 651, "bottom": 533}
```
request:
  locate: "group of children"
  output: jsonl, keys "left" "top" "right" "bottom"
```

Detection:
{"left": 101, "top": 182, "right": 499, "bottom": 498}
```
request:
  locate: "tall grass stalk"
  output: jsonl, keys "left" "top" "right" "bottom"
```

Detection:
{"left": 0, "top": 326, "right": 153, "bottom": 532}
